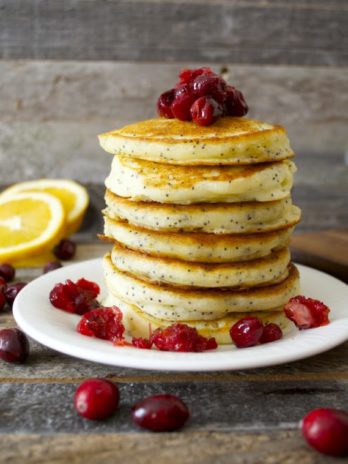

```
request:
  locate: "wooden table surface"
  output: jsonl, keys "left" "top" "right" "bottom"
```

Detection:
{"left": 1, "top": 241, "right": 348, "bottom": 464}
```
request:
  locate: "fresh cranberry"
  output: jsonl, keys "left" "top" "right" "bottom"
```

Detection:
{"left": 53, "top": 239, "right": 76, "bottom": 260}
{"left": 223, "top": 86, "right": 248, "bottom": 116}
{"left": 77, "top": 307, "right": 125, "bottom": 342}
{"left": 43, "top": 261, "right": 63, "bottom": 274}
{"left": 0, "top": 292, "right": 5, "bottom": 311}
{"left": 157, "top": 89, "right": 175, "bottom": 118}
{"left": 132, "top": 337, "right": 153, "bottom": 349}
{"left": 150, "top": 323, "right": 217, "bottom": 352}
{"left": 171, "top": 84, "right": 196, "bottom": 121}
{"left": 284, "top": 296, "right": 330, "bottom": 330}
{"left": 0, "top": 277, "right": 6, "bottom": 311}
{"left": 132, "top": 394, "right": 190, "bottom": 432}
{"left": 49, "top": 278, "right": 99, "bottom": 315}
{"left": 260, "top": 323, "right": 283, "bottom": 344}
{"left": 5, "top": 282, "right": 27, "bottom": 308}
{"left": 0, "top": 263, "right": 15, "bottom": 282}
{"left": 177, "top": 67, "right": 213, "bottom": 85}
{"left": 302, "top": 408, "right": 348, "bottom": 457}
{"left": 191, "top": 96, "right": 223, "bottom": 127}
{"left": 192, "top": 73, "right": 226, "bottom": 103}
{"left": 230, "top": 317, "right": 264, "bottom": 348}
{"left": 74, "top": 378, "right": 120, "bottom": 420}
{"left": 0, "top": 328, "right": 29, "bottom": 363}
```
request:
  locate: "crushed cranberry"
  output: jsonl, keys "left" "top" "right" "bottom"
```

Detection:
{"left": 74, "top": 378, "right": 120, "bottom": 420}
{"left": 150, "top": 323, "right": 217, "bottom": 352}
{"left": 77, "top": 306, "right": 125, "bottom": 342}
{"left": 171, "top": 85, "right": 196, "bottom": 121}
{"left": 49, "top": 278, "right": 99, "bottom": 315}
{"left": 223, "top": 86, "right": 248, "bottom": 117}
{"left": 0, "top": 263, "right": 15, "bottom": 282}
{"left": 260, "top": 323, "right": 283, "bottom": 344}
{"left": 132, "top": 394, "right": 190, "bottom": 432}
{"left": 191, "top": 96, "right": 223, "bottom": 127}
{"left": 302, "top": 408, "right": 348, "bottom": 457}
{"left": 0, "top": 328, "right": 30, "bottom": 363}
{"left": 192, "top": 73, "right": 226, "bottom": 103}
{"left": 5, "top": 282, "right": 27, "bottom": 308}
{"left": 53, "top": 239, "right": 76, "bottom": 260}
{"left": 157, "top": 89, "right": 175, "bottom": 118}
{"left": 284, "top": 296, "right": 330, "bottom": 330}
{"left": 132, "top": 337, "right": 153, "bottom": 349}
{"left": 157, "top": 67, "right": 248, "bottom": 126}
{"left": 177, "top": 67, "right": 213, "bottom": 85}
{"left": 43, "top": 261, "right": 63, "bottom": 274}
{"left": 230, "top": 316, "right": 264, "bottom": 348}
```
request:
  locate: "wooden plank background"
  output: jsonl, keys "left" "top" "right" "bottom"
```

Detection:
{"left": 0, "top": 0, "right": 347, "bottom": 65}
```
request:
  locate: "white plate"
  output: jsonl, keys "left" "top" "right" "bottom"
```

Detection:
{"left": 13, "top": 259, "right": 348, "bottom": 372}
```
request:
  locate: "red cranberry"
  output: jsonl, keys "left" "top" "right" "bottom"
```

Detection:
{"left": 49, "top": 278, "right": 100, "bottom": 315}
{"left": 77, "top": 306, "right": 125, "bottom": 342}
{"left": 43, "top": 261, "right": 63, "bottom": 274}
{"left": 191, "top": 96, "right": 223, "bottom": 127}
{"left": 230, "top": 317, "right": 264, "bottom": 348}
{"left": 0, "top": 328, "right": 29, "bottom": 363}
{"left": 0, "top": 292, "right": 6, "bottom": 311}
{"left": 0, "top": 277, "right": 6, "bottom": 311}
{"left": 132, "top": 394, "right": 190, "bottom": 432}
{"left": 171, "top": 84, "right": 196, "bottom": 121}
{"left": 192, "top": 73, "right": 226, "bottom": 103}
{"left": 53, "top": 239, "right": 76, "bottom": 260}
{"left": 74, "top": 378, "right": 120, "bottom": 420}
{"left": 302, "top": 408, "right": 348, "bottom": 457}
{"left": 5, "top": 282, "right": 27, "bottom": 308}
{"left": 132, "top": 337, "right": 153, "bottom": 349}
{"left": 260, "top": 323, "right": 283, "bottom": 344}
{"left": 177, "top": 67, "right": 213, "bottom": 85}
{"left": 223, "top": 86, "right": 248, "bottom": 116}
{"left": 150, "top": 323, "right": 217, "bottom": 352}
{"left": 157, "top": 89, "right": 175, "bottom": 118}
{"left": 284, "top": 296, "right": 330, "bottom": 330}
{"left": 0, "top": 263, "right": 15, "bottom": 282}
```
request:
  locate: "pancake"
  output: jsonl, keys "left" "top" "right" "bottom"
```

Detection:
{"left": 99, "top": 117, "right": 294, "bottom": 166}
{"left": 110, "top": 243, "right": 291, "bottom": 288}
{"left": 103, "top": 253, "right": 300, "bottom": 321}
{"left": 104, "top": 190, "right": 301, "bottom": 234}
{"left": 105, "top": 156, "right": 296, "bottom": 204}
{"left": 102, "top": 218, "right": 294, "bottom": 263}
{"left": 103, "top": 293, "right": 293, "bottom": 345}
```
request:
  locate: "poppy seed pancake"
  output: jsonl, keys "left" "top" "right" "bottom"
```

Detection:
{"left": 102, "top": 217, "right": 294, "bottom": 263}
{"left": 110, "top": 243, "right": 291, "bottom": 288}
{"left": 103, "top": 293, "right": 293, "bottom": 345}
{"left": 104, "top": 191, "right": 301, "bottom": 234}
{"left": 99, "top": 117, "right": 294, "bottom": 165}
{"left": 103, "top": 253, "right": 300, "bottom": 321}
{"left": 105, "top": 156, "right": 296, "bottom": 204}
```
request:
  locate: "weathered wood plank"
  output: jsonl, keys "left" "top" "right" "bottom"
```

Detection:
{"left": 0, "top": 0, "right": 347, "bottom": 65}
{"left": 1, "top": 61, "right": 347, "bottom": 164}
{"left": 0, "top": 431, "right": 336, "bottom": 464}
{"left": 0, "top": 380, "right": 346, "bottom": 433}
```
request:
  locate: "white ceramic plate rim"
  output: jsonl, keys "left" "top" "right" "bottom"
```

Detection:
{"left": 13, "top": 259, "right": 348, "bottom": 372}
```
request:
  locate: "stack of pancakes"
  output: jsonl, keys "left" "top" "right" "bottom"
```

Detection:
{"left": 99, "top": 117, "right": 301, "bottom": 344}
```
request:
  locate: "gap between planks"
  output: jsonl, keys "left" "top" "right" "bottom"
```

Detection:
{"left": 1, "top": 371, "right": 348, "bottom": 384}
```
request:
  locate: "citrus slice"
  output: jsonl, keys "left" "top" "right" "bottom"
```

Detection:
{"left": 0, "top": 192, "right": 65, "bottom": 262}
{"left": 0, "top": 179, "right": 89, "bottom": 236}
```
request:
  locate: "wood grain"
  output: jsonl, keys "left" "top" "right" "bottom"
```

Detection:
{"left": 292, "top": 230, "right": 348, "bottom": 282}
{"left": 0, "top": 431, "right": 336, "bottom": 464}
{"left": 0, "top": 0, "right": 347, "bottom": 65}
